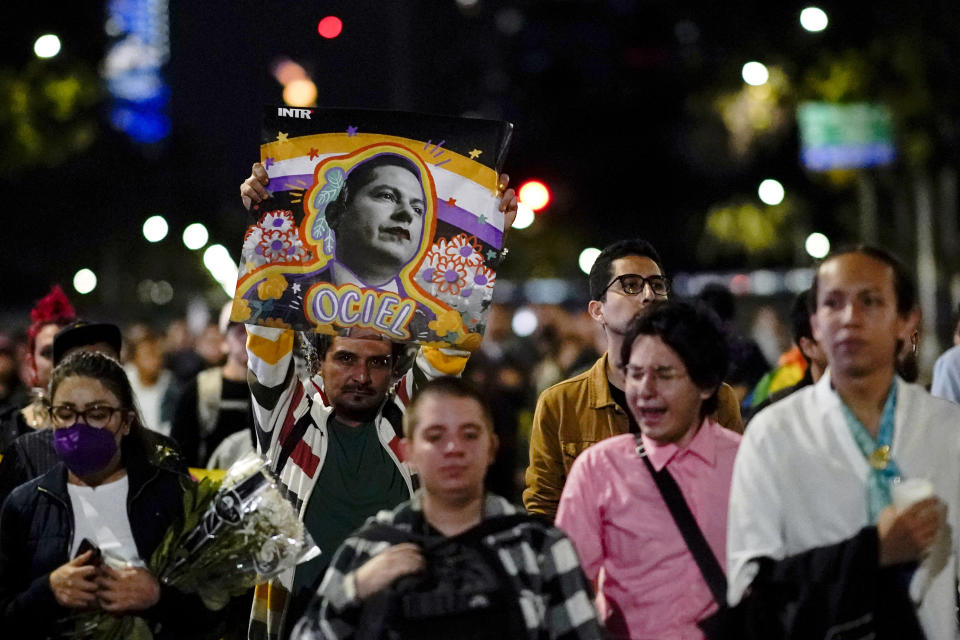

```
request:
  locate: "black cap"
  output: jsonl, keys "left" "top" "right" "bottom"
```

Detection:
{"left": 53, "top": 320, "right": 123, "bottom": 365}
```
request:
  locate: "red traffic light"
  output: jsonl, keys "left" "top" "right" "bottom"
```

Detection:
{"left": 317, "top": 16, "right": 343, "bottom": 39}
{"left": 518, "top": 180, "right": 550, "bottom": 211}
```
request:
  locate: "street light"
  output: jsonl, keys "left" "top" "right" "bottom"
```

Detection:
{"left": 741, "top": 61, "right": 769, "bottom": 86}
{"left": 203, "top": 244, "right": 239, "bottom": 297}
{"left": 182, "top": 223, "right": 209, "bottom": 250}
{"left": 142, "top": 215, "right": 169, "bottom": 242}
{"left": 34, "top": 34, "right": 61, "bottom": 59}
{"left": 518, "top": 180, "right": 551, "bottom": 211}
{"left": 511, "top": 307, "right": 538, "bottom": 337}
{"left": 758, "top": 179, "right": 785, "bottom": 205}
{"left": 800, "top": 7, "right": 829, "bottom": 32}
{"left": 805, "top": 232, "right": 830, "bottom": 259}
{"left": 511, "top": 203, "right": 535, "bottom": 230}
{"left": 578, "top": 247, "right": 601, "bottom": 275}
{"left": 73, "top": 268, "right": 97, "bottom": 294}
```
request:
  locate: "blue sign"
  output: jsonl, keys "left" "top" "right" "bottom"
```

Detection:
{"left": 103, "top": 0, "right": 171, "bottom": 144}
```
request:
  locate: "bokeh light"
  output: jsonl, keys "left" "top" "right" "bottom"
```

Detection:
{"left": 317, "top": 16, "right": 343, "bottom": 39}
{"left": 73, "top": 269, "right": 97, "bottom": 295}
{"left": 800, "top": 7, "right": 829, "bottom": 32}
{"left": 741, "top": 61, "right": 769, "bottom": 86}
{"left": 511, "top": 307, "right": 538, "bottom": 337}
{"left": 142, "top": 215, "right": 169, "bottom": 242}
{"left": 34, "top": 34, "right": 61, "bottom": 59}
{"left": 512, "top": 203, "right": 535, "bottom": 230}
{"left": 805, "top": 232, "right": 831, "bottom": 259}
{"left": 758, "top": 179, "right": 785, "bottom": 205}
{"left": 182, "top": 223, "right": 209, "bottom": 250}
{"left": 578, "top": 247, "right": 601, "bottom": 275}
{"left": 518, "top": 180, "right": 551, "bottom": 211}
{"left": 283, "top": 79, "right": 318, "bottom": 107}
{"left": 273, "top": 58, "right": 308, "bottom": 85}
{"left": 203, "top": 244, "right": 239, "bottom": 297}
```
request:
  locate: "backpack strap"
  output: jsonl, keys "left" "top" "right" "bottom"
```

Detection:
{"left": 635, "top": 434, "right": 727, "bottom": 607}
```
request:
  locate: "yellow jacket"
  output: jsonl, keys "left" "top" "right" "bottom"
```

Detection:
{"left": 523, "top": 352, "right": 743, "bottom": 520}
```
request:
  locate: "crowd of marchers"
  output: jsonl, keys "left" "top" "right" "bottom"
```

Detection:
{"left": 1, "top": 164, "right": 960, "bottom": 639}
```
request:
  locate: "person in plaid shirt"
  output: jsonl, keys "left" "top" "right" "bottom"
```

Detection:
{"left": 292, "top": 377, "right": 602, "bottom": 640}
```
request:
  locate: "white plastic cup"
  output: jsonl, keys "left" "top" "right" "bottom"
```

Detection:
{"left": 892, "top": 477, "right": 934, "bottom": 512}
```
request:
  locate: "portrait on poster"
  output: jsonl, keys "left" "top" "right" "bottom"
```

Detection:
{"left": 231, "top": 107, "right": 513, "bottom": 348}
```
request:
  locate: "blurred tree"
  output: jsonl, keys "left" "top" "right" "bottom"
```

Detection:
{"left": 0, "top": 59, "right": 101, "bottom": 176}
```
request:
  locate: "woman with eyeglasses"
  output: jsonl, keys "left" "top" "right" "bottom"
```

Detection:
{"left": 0, "top": 350, "right": 217, "bottom": 639}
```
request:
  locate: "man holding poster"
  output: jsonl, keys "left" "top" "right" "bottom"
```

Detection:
{"left": 236, "top": 107, "right": 516, "bottom": 640}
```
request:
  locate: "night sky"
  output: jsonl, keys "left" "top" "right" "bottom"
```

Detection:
{"left": 3, "top": 0, "right": 959, "bottom": 327}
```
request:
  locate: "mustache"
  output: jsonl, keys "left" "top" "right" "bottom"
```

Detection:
{"left": 342, "top": 382, "right": 374, "bottom": 393}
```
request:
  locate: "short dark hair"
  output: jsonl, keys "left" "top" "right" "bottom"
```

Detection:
{"left": 589, "top": 239, "right": 664, "bottom": 301}
{"left": 309, "top": 331, "right": 412, "bottom": 378}
{"left": 790, "top": 289, "right": 814, "bottom": 346}
{"left": 404, "top": 376, "right": 494, "bottom": 438}
{"left": 619, "top": 301, "right": 729, "bottom": 416}
{"left": 811, "top": 245, "right": 916, "bottom": 315}
{"left": 695, "top": 283, "right": 735, "bottom": 323}
{"left": 325, "top": 154, "right": 424, "bottom": 232}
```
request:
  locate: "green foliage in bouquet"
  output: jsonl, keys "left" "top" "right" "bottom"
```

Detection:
{"left": 66, "top": 454, "right": 309, "bottom": 639}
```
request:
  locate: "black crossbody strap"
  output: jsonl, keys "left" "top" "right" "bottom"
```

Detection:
{"left": 636, "top": 435, "right": 728, "bottom": 606}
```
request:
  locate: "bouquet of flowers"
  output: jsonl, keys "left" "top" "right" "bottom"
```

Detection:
{"left": 68, "top": 453, "right": 316, "bottom": 639}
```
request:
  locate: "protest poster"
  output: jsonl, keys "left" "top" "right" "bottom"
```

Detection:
{"left": 230, "top": 107, "right": 513, "bottom": 348}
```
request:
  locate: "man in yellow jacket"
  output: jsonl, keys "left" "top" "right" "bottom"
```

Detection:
{"left": 523, "top": 239, "right": 743, "bottom": 520}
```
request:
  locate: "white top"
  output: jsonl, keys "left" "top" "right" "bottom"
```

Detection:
{"left": 330, "top": 261, "right": 401, "bottom": 293}
{"left": 727, "top": 372, "right": 960, "bottom": 640}
{"left": 68, "top": 475, "right": 142, "bottom": 567}
{"left": 125, "top": 364, "right": 174, "bottom": 436}
{"left": 932, "top": 344, "right": 960, "bottom": 405}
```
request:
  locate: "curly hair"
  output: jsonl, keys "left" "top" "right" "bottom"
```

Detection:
{"left": 27, "top": 285, "right": 76, "bottom": 354}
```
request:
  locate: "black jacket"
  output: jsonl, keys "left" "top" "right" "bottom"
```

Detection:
{"left": 0, "top": 433, "right": 215, "bottom": 639}
{"left": 734, "top": 527, "right": 925, "bottom": 640}
{"left": 0, "top": 426, "right": 187, "bottom": 513}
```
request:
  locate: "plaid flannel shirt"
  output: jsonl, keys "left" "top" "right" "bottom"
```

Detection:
{"left": 291, "top": 492, "right": 603, "bottom": 640}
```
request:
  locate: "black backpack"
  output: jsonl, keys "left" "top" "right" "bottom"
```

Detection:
{"left": 354, "top": 513, "right": 538, "bottom": 640}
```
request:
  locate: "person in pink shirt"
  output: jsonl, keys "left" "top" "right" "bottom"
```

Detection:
{"left": 556, "top": 300, "right": 741, "bottom": 639}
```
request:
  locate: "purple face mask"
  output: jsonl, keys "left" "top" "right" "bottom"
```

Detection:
{"left": 53, "top": 422, "right": 119, "bottom": 477}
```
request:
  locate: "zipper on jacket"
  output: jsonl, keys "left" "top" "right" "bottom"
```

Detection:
{"left": 38, "top": 485, "right": 74, "bottom": 560}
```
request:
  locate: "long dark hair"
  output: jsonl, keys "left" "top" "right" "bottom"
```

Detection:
{"left": 48, "top": 350, "right": 149, "bottom": 451}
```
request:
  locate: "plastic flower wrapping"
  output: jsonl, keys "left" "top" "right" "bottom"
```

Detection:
{"left": 68, "top": 452, "right": 317, "bottom": 639}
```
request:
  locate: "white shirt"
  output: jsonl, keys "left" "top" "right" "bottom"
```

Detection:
{"left": 932, "top": 345, "right": 960, "bottom": 405}
{"left": 330, "top": 261, "right": 401, "bottom": 294}
{"left": 68, "top": 475, "right": 142, "bottom": 567}
{"left": 125, "top": 364, "right": 173, "bottom": 436}
{"left": 727, "top": 372, "right": 960, "bottom": 640}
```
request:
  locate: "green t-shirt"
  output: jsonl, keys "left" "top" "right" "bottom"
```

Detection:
{"left": 292, "top": 416, "right": 410, "bottom": 596}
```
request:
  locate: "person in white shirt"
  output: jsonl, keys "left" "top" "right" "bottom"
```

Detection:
{"left": 727, "top": 246, "right": 960, "bottom": 640}
{"left": 0, "top": 351, "right": 213, "bottom": 639}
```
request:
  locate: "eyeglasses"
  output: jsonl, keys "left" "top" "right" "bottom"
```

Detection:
{"left": 624, "top": 365, "right": 687, "bottom": 384}
{"left": 600, "top": 274, "right": 670, "bottom": 299}
{"left": 50, "top": 405, "right": 126, "bottom": 428}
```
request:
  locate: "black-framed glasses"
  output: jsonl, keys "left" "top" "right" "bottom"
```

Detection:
{"left": 49, "top": 405, "right": 126, "bottom": 428}
{"left": 600, "top": 274, "right": 670, "bottom": 299}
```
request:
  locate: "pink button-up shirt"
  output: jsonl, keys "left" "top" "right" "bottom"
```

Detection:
{"left": 556, "top": 419, "right": 741, "bottom": 640}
